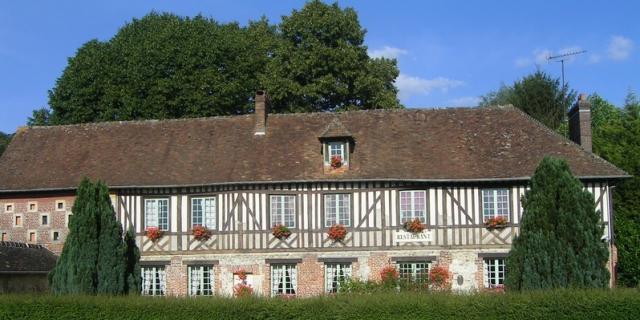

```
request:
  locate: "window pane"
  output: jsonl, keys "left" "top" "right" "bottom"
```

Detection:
{"left": 484, "top": 258, "right": 506, "bottom": 288}
{"left": 192, "top": 197, "right": 216, "bottom": 228}
{"left": 271, "top": 264, "right": 297, "bottom": 296}
{"left": 192, "top": 198, "right": 203, "bottom": 227}
{"left": 324, "top": 194, "right": 351, "bottom": 227}
{"left": 399, "top": 191, "right": 427, "bottom": 223}
{"left": 271, "top": 195, "right": 295, "bottom": 228}
{"left": 397, "top": 262, "right": 430, "bottom": 284}
{"left": 141, "top": 266, "right": 166, "bottom": 296}
{"left": 325, "top": 263, "right": 352, "bottom": 293}
{"left": 189, "top": 265, "right": 214, "bottom": 296}
{"left": 482, "top": 189, "right": 509, "bottom": 221}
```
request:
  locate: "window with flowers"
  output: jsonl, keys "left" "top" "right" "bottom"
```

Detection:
{"left": 482, "top": 189, "right": 510, "bottom": 221}
{"left": 324, "top": 194, "right": 351, "bottom": 227}
{"left": 191, "top": 197, "right": 216, "bottom": 229}
{"left": 484, "top": 258, "right": 506, "bottom": 288}
{"left": 399, "top": 190, "right": 427, "bottom": 224}
{"left": 145, "top": 198, "right": 169, "bottom": 231}
{"left": 188, "top": 265, "right": 214, "bottom": 296}
{"left": 270, "top": 195, "right": 296, "bottom": 228}
{"left": 141, "top": 266, "right": 166, "bottom": 296}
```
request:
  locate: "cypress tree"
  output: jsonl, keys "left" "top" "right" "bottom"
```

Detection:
{"left": 96, "top": 181, "right": 126, "bottom": 294}
{"left": 506, "top": 157, "right": 610, "bottom": 290}
{"left": 124, "top": 228, "right": 142, "bottom": 295}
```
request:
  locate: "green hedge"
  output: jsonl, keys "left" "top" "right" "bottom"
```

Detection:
{"left": 1, "top": 290, "right": 639, "bottom": 320}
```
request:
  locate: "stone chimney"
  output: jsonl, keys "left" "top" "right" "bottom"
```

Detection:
{"left": 254, "top": 90, "right": 269, "bottom": 135}
{"left": 568, "top": 93, "right": 592, "bottom": 152}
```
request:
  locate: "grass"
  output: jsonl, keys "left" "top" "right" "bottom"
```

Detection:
{"left": 0, "top": 289, "right": 639, "bottom": 320}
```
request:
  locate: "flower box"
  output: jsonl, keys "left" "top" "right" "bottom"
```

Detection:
{"left": 327, "top": 224, "right": 347, "bottom": 242}
{"left": 145, "top": 227, "right": 163, "bottom": 242}
{"left": 191, "top": 225, "right": 212, "bottom": 241}
{"left": 330, "top": 155, "right": 343, "bottom": 169}
{"left": 484, "top": 216, "right": 508, "bottom": 230}
{"left": 403, "top": 218, "right": 426, "bottom": 233}
{"left": 271, "top": 224, "right": 292, "bottom": 240}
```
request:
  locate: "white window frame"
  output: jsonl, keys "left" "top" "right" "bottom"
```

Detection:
{"left": 188, "top": 265, "right": 214, "bottom": 296}
{"left": 324, "top": 141, "right": 348, "bottom": 165}
{"left": 483, "top": 258, "right": 506, "bottom": 288}
{"left": 325, "top": 262, "right": 352, "bottom": 293}
{"left": 28, "top": 230, "right": 37, "bottom": 243}
{"left": 52, "top": 230, "right": 61, "bottom": 242}
{"left": 141, "top": 266, "right": 166, "bottom": 296}
{"left": 13, "top": 214, "right": 23, "bottom": 227}
{"left": 27, "top": 201, "right": 38, "bottom": 213}
{"left": 1, "top": 231, "right": 8, "bottom": 241}
{"left": 191, "top": 197, "right": 216, "bottom": 229}
{"left": 145, "top": 198, "right": 169, "bottom": 231}
{"left": 482, "top": 189, "right": 510, "bottom": 221}
{"left": 271, "top": 264, "right": 297, "bottom": 296}
{"left": 397, "top": 261, "right": 431, "bottom": 284}
{"left": 5, "top": 203, "right": 14, "bottom": 213}
{"left": 324, "top": 194, "right": 351, "bottom": 227}
{"left": 399, "top": 190, "right": 427, "bottom": 223}
{"left": 40, "top": 213, "right": 50, "bottom": 226}
{"left": 270, "top": 195, "right": 296, "bottom": 228}
{"left": 55, "top": 200, "right": 66, "bottom": 212}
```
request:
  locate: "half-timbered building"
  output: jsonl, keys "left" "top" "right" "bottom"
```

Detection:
{"left": 0, "top": 92, "right": 627, "bottom": 296}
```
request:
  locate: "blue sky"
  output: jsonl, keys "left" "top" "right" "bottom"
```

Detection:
{"left": 0, "top": 1, "right": 638, "bottom": 133}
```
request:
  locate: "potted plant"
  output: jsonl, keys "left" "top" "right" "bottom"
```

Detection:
{"left": 271, "top": 224, "right": 292, "bottom": 240}
{"left": 484, "top": 216, "right": 508, "bottom": 230}
{"left": 403, "top": 218, "right": 426, "bottom": 233}
{"left": 191, "top": 225, "right": 212, "bottom": 241}
{"left": 327, "top": 224, "right": 347, "bottom": 242}
{"left": 233, "top": 269, "right": 253, "bottom": 297}
{"left": 429, "top": 265, "right": 451, "bottom": 291}
{"left": 145, "top": 226, "right": 163, "bottom": 242}
{"left": 330, "top": 155, "right": 343, "bottom": 169}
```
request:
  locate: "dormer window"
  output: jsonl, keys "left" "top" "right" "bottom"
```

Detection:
{"left": 324, "top": 141, "right": 348, "bottom": 167}
{"left": 318, "top": 117, "right": 354, "bottom": 173}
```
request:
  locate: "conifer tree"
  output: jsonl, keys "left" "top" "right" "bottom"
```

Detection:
{"left": 96, "top": 181, "right": 126, "bottom": 294}
{"left": 124, "top": 228, "right": 142, "bottom": 294}
{"left": 506, "top": 157, "right": 610, "bottom": 290}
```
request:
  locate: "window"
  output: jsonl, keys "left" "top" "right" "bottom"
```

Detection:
{"left": 5, "top": 203, "right": 14, "bottom": 213}
{"left": 66, "top": 214, "right": 73, "bottom": 227}
{"left": 29, "top": 231, "right": 36, "bottom": 242}
{"left": 55, "top": 200, "right": 65, "bottom": 211}
{"left": 270, "top": 195, "right": 296, "bottom": 228}
{"left": 484, "top": 258, "right": 506, "bottom": 288}
{"left": 324, "top": 141, "right": 348, "bottom": 164}
{"left": 397, "top": 262, "right": 430, "bottom": 284}
{"left": 324, "top": 194, "right": 351, "bottom": 227}
{"left": 13, "top": 214, "right": 22, "bottom": 227}
{"left": 325, "top": 263, "right": 351, "bottom": 293}
{"left": 191, "top": 197, "right": 216, "bottom": 229}
{"left": 482, "top": 189, "right": 510, "bottom": 221}
{"left": 141, "top": 266, "right": 166, "bottom": 296}
{"left": 53, "top": 231, "right": 60, "bottom": 242}
{"left": 188, "top": 265, "right": 214, "bottom": 296}
{"left": 1, "top": 232, "right": 8, "bottom": 241}
{"left": 41, "top": 214, "right": 49, "bottom": 226}
{"left": 145, "top": 199, "right": 169, "bottom": 231}
{"left": 399, "top": 191, "right": 427, "bottom": 223}
{"left": 28, "top": 202, "right": 38, "bottom": 212}
{"left": 271, "top": 264, "right": 297, "bottom": 296}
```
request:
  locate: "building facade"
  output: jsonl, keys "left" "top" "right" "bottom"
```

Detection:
{"left": 0, "top": 93, "right": 627, "bottom": 296}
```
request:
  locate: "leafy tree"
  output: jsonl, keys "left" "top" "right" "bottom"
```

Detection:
{"left": 262, "top": 0, "right": 401, "bottom": 112}
{"left": 506, "top": 157, "right": 610, "bottom": 290}
{"left": 0, "top": 132, "right": 11, "bottom": 157}
{"left": 50, "top": 178, "right": 138, "bottom": 295}
{"left": 480, "top": 71, "right": 576, "bottom": 130}
{"left": 124, "top": 228, "right": 142, "bottom": 294}
{"left": 27, "top": 107, "right": 52, "bottom": 126}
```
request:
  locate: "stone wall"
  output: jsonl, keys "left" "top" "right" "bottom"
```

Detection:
{"left": 0, "top": 274, "right": 49, "bottom": 294}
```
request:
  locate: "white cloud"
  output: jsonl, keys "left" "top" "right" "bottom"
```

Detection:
{"left": 396, "top": 74, "right": 464, "bottom": 100}
{"left": 608, "top": 35, "right": 633, "bottom": 61}
{"left": 587, "top": 53, "right": 602, "bottom": 64}
{"left": 369, "top": 46, "right": 408, "bottom": 59}
{"left": 447, "top": 96, "right": 481, "bottom": 107}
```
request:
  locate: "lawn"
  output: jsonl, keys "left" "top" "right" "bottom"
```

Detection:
{"left": 0, "top": 289, "right": 638, "bottom": 320}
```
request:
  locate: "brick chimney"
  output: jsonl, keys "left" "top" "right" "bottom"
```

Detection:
{"left": 568, "top": 93, "right": 592, "bottom": 152}
{"left": 254, "top": 90, "right": 269, "bottom": 135}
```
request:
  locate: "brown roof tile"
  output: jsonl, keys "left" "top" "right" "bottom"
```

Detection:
{"left": 0, "top": 106, "right": 627, "bottom": 192}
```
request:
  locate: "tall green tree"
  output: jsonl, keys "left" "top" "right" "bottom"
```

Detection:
{"left": 262, "top": 0, "right": 400, "bottom": 112}
{"left": 506, "top": 157, "right": 610, "bottom": 290}
{"left": 124, "top": 228, "right": 142, "bottom": 294}
{"left": 27, "top": 107, "right": 52, "bottom": 126}
{"left": 0, "top": 132, "right": 11, "bottom": 157}
{"left": 480, "top": 71, "right": 576, "bottom": 130}
{"left": 49, "top": 178, "right": 138, "bottom": 295}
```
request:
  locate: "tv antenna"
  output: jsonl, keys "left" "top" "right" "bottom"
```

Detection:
{"left": 547, "top": 50, "right": 586, "bottom": 88}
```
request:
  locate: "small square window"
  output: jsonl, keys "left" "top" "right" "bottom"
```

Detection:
{"left": 53, "top": 231, "right": 60, "bottom": 241}
{"left": 56, "top": 200, "right": 66, "bottom": 211}
{"left": 28, "top": 202, "right": 38, "bottom": 212}
{"left": 41, "top": 214, "right": 49, "bottom": 226}
{"left": 1, "top": 232, "right": 8, "bottom": 241}
{"left": 29, "top": 232, "right": 36, "bottom": 242}
{"left": 14, "top": 214, "right": 23, "bottom": 227}
{"left": 5, "top": 203, "right": 14, "bottom": 213}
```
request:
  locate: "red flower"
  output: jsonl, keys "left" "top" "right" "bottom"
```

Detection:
{"left": 380, "top": 265, "right": 399, "bottom": 283}
{"left": 145, "top": 227, "right": 163, "bottom": 242}
{"left": 330, "top": 155, "right": 343, "bottom": 169}
{"left": 429, "top": 265, "right": 451, "bottom": 290}
{"left": 403, "top": 218, "right": 426, "bottom": 233}
{"left": 235, "top": 269, "right": 248, "bottom": 281}
{"left": 484, "top": 216, "right": 508, "bottom": 230}
{"left": 271, "top": 224, "right": 292, "bottom": 240}
{"left": 327, "top": 224, "right": 347, "bottom": 242}
{"left": 234, "top": 283, "right": 253, "bottom": 297}
{"left": 191, "top": 225, "right": 212, "bottom": 241}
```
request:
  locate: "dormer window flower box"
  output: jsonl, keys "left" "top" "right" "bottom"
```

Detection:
{"left": 330, "top": 155, "right": 343, "bottom": 169}
{"left": 484, "top": 216, "right": 508, "bottom": 230}
{"left": 271, "top": 224, "right": 292, "bottom": 240}
{"left": 319, "top": 117, "right": 354, "bottom": 174}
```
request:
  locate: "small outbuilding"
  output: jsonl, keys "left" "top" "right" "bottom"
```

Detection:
{"left": 0, "top": 241, "right": 57, "bottom": 293}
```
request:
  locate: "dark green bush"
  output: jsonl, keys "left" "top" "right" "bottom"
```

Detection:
{"left": 0, "top": 290, "right": 638, "bottom": 320}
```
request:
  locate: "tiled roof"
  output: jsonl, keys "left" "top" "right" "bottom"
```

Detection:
{"left": 0, "top": 242, "right": 57, "bottom": 273}
{"left": 0, "top": 106, "right": 627, "bottom": 192}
